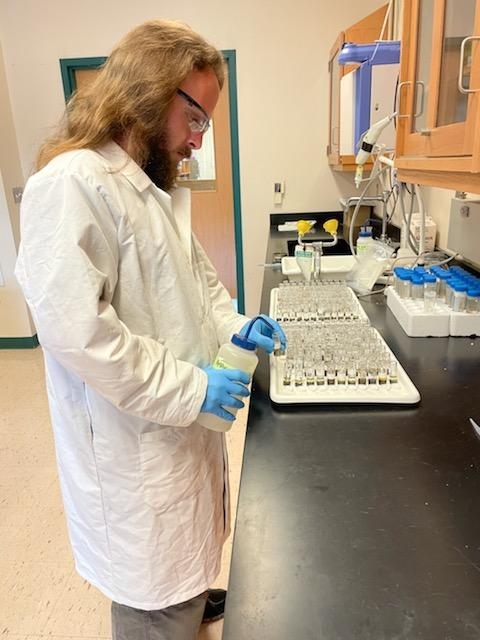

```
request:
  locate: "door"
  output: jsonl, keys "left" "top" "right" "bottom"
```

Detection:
{"left": 60, "top": 52, "right": 244, "bottom": 310}
{"left": 177, "top": 64, "right": 236, "bottom": 298}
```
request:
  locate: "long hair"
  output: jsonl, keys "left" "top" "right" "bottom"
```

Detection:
{"left": 36, "top": 20, "right": 225, "bottom": 170}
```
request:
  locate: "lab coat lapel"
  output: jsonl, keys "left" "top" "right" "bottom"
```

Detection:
{"left": 171, "top": 187, "right": 192, "bottom": 261}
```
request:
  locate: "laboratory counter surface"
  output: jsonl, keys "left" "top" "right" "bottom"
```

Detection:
{"left": 222, "top": 220, "right": 480, "bottom": 640}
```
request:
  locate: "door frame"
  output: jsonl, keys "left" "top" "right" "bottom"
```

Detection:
{"left": 59, "top": 50, "right": 245, "bottom": 313}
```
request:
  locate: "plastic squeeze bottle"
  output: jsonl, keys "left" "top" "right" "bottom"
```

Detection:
{"left": 356, "top": 226, "right": 373, "bottom": 259}
{"left": 197, "top": 332, "right": 258, "bottom": 432}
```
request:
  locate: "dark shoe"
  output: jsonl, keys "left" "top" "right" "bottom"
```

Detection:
{"left": 202, "top": 588, "right": 226, "bottom": 623}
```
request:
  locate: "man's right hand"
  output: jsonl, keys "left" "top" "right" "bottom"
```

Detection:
{"left": 200, "top": 366, "right": 250, "bottom": 421}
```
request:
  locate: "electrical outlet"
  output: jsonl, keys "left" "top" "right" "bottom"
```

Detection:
{"left": 12, "top": 187, "right": 23, "bottom": 203}
{"left": 273, "top": 181, "right": 285, "bottom": 205}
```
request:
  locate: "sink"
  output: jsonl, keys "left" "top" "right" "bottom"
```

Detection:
{"left": 282, "top": 254, "right": 355, "bottom": 281}
{"left": 286, "top": 237, "right": 352, "bottom": 256}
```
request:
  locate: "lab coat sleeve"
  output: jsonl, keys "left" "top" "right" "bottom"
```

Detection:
{"left": 191, "top": 235, "right": 249, "bottom": 345}
{"left": 15, "top": 171, "right": 207, "bottom": 427}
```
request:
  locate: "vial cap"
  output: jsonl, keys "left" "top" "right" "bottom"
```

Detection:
{"left": 231, "top": 333, "right": 257, "bottom": 351}
{"left": 424, "top": 274, "right": 436, "bottom": 283}
{"left": 438, "top": 271, "right": 452, "bottom": 280}
{"left": 453, "top": 282, "right": 468, "bottom": 292}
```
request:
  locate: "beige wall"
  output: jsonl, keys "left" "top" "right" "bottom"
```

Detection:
{"left": 0, "top": 43, "right": 34, "bottom": 338}
{"left": 0, "top": 0, "right": 385, "bottom": 318}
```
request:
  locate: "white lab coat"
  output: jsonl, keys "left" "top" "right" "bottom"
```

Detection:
{"left": 15, "top": 141, "right": 247, "bottom": 610}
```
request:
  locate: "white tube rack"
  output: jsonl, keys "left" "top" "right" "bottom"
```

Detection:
{"left": 269, "top": 285, "right": 420, "bottom": 405}
{"left": 386, "top": 286, "right": 480, "bottom": 337}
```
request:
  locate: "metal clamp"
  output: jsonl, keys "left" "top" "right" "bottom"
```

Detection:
{"left": 458, "top": 36, "right": 480, "bottom": 94}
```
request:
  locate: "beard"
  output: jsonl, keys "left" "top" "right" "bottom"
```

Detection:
{"left": 143, "top": 133, "right": 191, "bottom": 191}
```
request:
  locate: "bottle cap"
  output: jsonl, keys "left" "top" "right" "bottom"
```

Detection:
{"left": 231, "top": 333, "right": 257, "bottom": 351}
{"left": 424, "top": 274, "right": 436, "bottom": 284}
{"left": 437, "top": 270, "right": 452, "bottom": 280}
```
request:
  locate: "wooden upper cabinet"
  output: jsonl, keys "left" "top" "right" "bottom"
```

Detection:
{"left": 396, "top": 0, "right": 480, "bottom": 191}
{"left": 328, "top": 4, "right": 389, "bottom": 172}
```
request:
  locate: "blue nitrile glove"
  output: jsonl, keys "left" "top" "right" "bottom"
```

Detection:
{"left": 240, "top": 314, "right": 287, "bottom": 354}
{"left": 200, "top": 366, "right": 251, "bottom": 421}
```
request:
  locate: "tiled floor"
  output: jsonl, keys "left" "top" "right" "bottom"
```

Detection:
{"left": 0, "top": 348, "right": 248, "bottom": 639}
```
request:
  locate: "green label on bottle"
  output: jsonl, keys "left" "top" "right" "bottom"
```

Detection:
{"left": 213, "top": 356, "right": 234, "bottom": 370}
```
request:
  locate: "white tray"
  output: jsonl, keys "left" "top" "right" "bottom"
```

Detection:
{"left": 281, "top": 254, "right": 355, "bottom": 281}
{"left": 269, "top": 287, "right": 420, "bottom": 405}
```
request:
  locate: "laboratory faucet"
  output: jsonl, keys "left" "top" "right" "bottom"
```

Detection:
{"left": 309, "top": 235, "right": 338, "bottom": 281}
{"left": 342, "top": 194, "right": 390, "bottom": 244}
{"left": 296, "top": 219, "right": 338, "bottom": 281}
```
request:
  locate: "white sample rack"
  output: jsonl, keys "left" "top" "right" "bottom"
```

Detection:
{"left": 386, "top": 286, "right": 480, "bottom": 337}
{"left": 269, "top": 284, "right": 420, "bottom": 405}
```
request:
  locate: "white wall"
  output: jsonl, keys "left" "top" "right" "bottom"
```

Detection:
{"left": 0, "top": 0, "right": 385, "bottom": 316}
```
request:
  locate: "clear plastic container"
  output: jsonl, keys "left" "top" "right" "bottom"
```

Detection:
{"left": 423, "top": 274, "right": 437, "bottom": 312}
{"left": 411, "top": 274, "right": 424, "bottom": 300}
{"left": 436, "top": 270, "right": 452, "bottom": 300}
{"left": 356, "top": 226, "right": 374, "bottom": 259}
{"left": 445, "top": 278, "right": 460, "bottom": 308}
{"left": 398, "top": 271, "right": 412, "bottom": 299}
{"left": 466, "top": 287, "right": 480, "bottom": 314}
{"left": 452, "top": 282, "right": 468, "bottom": 313}
{"left": 197, "top": 333, "right": 258, "bottom": 432}
{"left": 393, "top": 267, "right": 403, "bottom": 294}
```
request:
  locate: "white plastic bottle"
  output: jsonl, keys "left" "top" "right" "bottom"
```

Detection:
{"left": 356, "top": 226, "right": 373, "bottom": 259}
{"left": 197, "top": 333, "right": 258, "bottom": 432}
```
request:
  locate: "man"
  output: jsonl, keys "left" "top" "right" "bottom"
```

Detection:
{"left": 15, "top": 20, "right": 285, "bottom": 640}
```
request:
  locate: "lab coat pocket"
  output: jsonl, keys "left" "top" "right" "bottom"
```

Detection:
{"left": 139, "top": 428, "right": 206, "bottom": 513}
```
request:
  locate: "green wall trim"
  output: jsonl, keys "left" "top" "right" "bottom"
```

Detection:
{"left": 59, "top": 57, "right": 106, "bottom": 100}
{"left": 59, "top": 51, "right": 245, "bottom": 313}
{"left": 222, "top": 50, "right": 245, "bottom": 314}
{"left": 0, "top": 336, "right": 39, "bottom": 349}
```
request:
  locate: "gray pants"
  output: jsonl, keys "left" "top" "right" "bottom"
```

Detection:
{"left": 111, "top": 592, "right": 208, "bottom": 640}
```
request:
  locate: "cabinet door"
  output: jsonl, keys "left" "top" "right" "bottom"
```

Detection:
{"left": 398, "top": 0, "right": 480, "bottom": 158}
{"left": 328, "top": 32, "right": 345, "bottom": 165}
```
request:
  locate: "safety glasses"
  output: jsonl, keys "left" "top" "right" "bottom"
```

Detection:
{"left": 176, "top": 88, "right": 210, "bottom": 134}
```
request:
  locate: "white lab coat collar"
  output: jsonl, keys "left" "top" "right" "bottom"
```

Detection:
{"left": 97, "top": 140, "right": 152, "bottom": 193}
{"left": 97, "top": 141, "right": 192, "bottom": 258}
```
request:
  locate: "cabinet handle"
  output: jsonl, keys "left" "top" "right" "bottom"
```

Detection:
{"left": 395, "top": 80, "right": 424, "bottom": 119}
{"left": 458, "top": 36, "right": 480, "bottom": 94}
{"left": 414, "top": 81, "right": 425, "bottom": 118}
{"left": 331, "top": 125, "right": 340, "bottom": 146}
{"left": 395, "top": 80, "right": 411, "bottom": 118}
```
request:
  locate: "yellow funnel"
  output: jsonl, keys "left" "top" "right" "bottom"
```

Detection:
{"left": 296, "top": 219, "right": 314, "bottom": 238}
{"left": 323, "top": 219, "right": 338, "bottom": 235}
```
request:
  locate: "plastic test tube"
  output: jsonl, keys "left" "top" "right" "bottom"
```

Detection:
{"left": 466, "top": 287, "right": 480, "bottom": 313}
{"left": 452, "top": 282, "right": 468, "bottom": 312}
{"left": 423, "top": 273, "right": 437, "bottom": 312}
{"left": 436, "top": 270, "right": 452, "bottom": 300}
{"left": 411, "top": 274, "right": 424, "bottom": 300}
